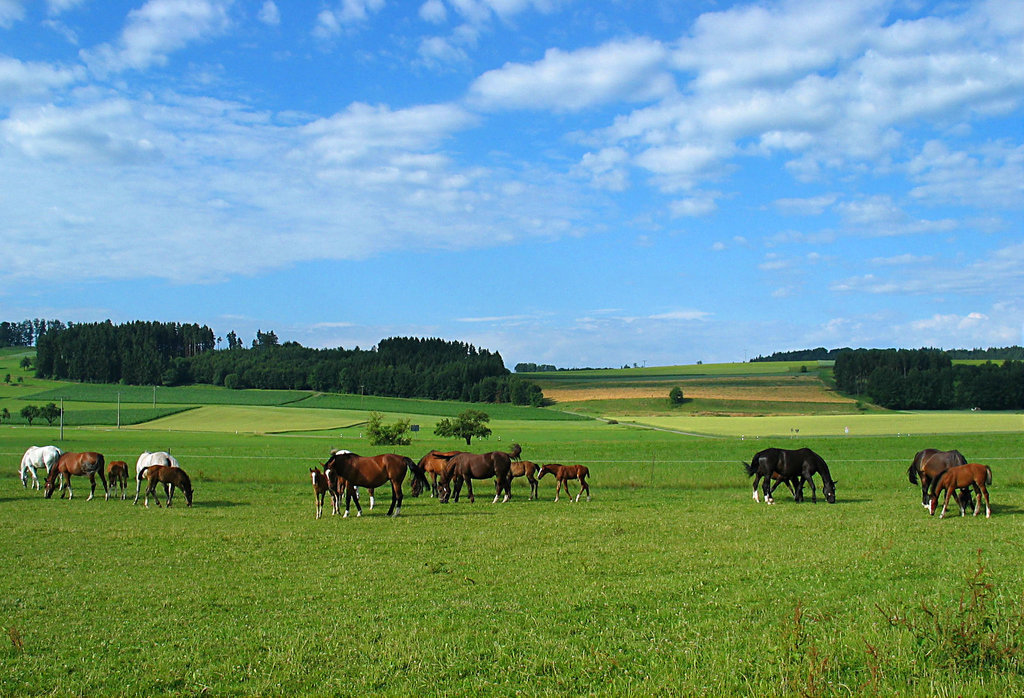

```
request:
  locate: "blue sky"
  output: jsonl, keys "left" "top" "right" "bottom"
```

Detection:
{"left": 2, "top": 0, "right": 1023, "bottom": 369}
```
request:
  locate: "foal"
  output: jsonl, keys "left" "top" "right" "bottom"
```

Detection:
{"left": 143, "top": 465, "right": 194, "bottom": 508}
{"left": 107, "top": 460, "right": 129, "bottom": 500}
{"left": 538, "top": 463, "right": 591, "bottom": 503}
{"left": 930, "top": 463, "right": 992, "bottom": 519}
{"left": 309, "top": 467, "right": 338, "bottom": 519}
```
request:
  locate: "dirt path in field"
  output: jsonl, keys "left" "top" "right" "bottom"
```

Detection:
{"left": 545, "top": 383, "right": 854, "bottom": 404}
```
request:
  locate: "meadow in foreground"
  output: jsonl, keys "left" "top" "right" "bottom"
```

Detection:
{"left": 2, "top": 423, "right": 1024, "bottom": 696}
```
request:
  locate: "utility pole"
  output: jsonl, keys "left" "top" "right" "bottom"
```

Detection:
{"left": 117, "top": 392, "right": 121, "bottom": 429}
{"left": 59, "top": 397, "right": 64, "bottom": 441}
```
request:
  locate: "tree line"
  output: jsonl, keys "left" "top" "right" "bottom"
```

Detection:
{"left": 833, "top": 348, "right": 1024, "bottom": 410}
{"left": 0, "top": 319, "right": 67, "bottom": 348}
{"left": 30, "top": 321, "right": 543, "bottom": 406}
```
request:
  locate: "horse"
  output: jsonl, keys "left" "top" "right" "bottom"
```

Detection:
{"left": 745, "top": 448, "right": 836, "bottom": 504}
{"left": 142, "top": 465, "right": 193, "bottom": 508}
{"left": 537, "top": 463, "right": 591, "bottom": 502}
{"left": 743, "top": 448, "right": 806, "bottom": 504}
{"left": 19, "top": 445, "right": 62, "bottom": 490}
{"left": 437, "top": 443, "right": 521, "bottom": 504}
{"left": 323, "top": 451, "right": 426, "bottom": 517}
{"left": 411, "top": 450, "right": 462, "bottom": 498}
{"left": 133, "top": 451, "right": 180, "bottom": 505}
{"left": 309, "top": 467, "right": 337, "bottom": 519}
{"left": 511, "top": 459, "right": 540, "bottom": 500}
{"left": 908, "top": 448, "right": 967, "bottom": 508}
{"left": 107, "top": 460, "right": 129, "bottom": 500}
{"left": 43, "top": 452, "right": 108, "bottom": 501}
{"left": 329, "top": 449, "right": 381, "bottom": 509}
{"left": 930, "top": 463, "right": 992, "bottom": 519}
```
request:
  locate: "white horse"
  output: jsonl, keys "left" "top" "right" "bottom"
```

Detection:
{"left": 133, "top": 451, "right": 180, "bottom": 504}
{"left": 19, "top": 446, "right": 62, "bottom": 489}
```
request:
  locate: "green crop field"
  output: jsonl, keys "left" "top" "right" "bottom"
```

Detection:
{"left": 3, "top": 358, "right": 1024, "bottom": 695}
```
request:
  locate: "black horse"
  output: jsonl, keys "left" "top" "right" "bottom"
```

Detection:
{"left": 744, "top": 447, "right": 837, "bottom": 504}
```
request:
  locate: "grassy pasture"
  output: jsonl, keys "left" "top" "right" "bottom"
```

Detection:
{"left": 3, "top": 421, "right": 1024, "bottom": 696}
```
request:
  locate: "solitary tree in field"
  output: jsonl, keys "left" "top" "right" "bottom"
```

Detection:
{"left": 434, "top": 409, "right": 492, "bottom": 445}
{"left": 41, "top": 402, "right": 61, "bottom": 426}
{"left": 20, "top": 356, "right": 31, "bottom": 370}
{"left": 3, "top": 373, "right": 10, "bottom": 384}
{"left": 669, "top": 386, "right": 684, "bottom": 405}
{"left": 0, "top": 407, "right": 9, "bottom": 423}
{"left": 20, "top": 405, "right": 39, "bottom": 425}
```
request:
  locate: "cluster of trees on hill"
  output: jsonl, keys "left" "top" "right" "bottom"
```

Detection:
{"left": 30, "top": 321, "right": 543, "bottom": 406}
{"left": 0, "top": 319, "right": 66, "bottom": 347}
{"left": 833, "top": 348, "right": 1024, "bottom": 410}
{"left": 751, "top": 347, "right": 847, "bottom": 362}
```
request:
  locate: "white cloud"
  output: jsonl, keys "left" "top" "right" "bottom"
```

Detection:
{"left": 670, "top": 196, "right": 717, "bottom": 217}
{"left": 82, "top": 0, "right": 232, "bottom": 74}
{"left": 0, "top": 56, "right": 81, "bottom": 104}
{"left": 419, "top": 0, "right": 446, "bottom": 23}
{"left": 46, "top": 0, "right": 85, "bottom": 14}
{"left": 0, "top": 0, "right": 25, "bottom": 27}
{"left": 468, "top": 38, "right": 673, "bottom": 111}
{"left": 257, "top": 1, "right": 280, "bottom": 26}
{"left": 313, "top": 0, "right": 384, "bottom": 37}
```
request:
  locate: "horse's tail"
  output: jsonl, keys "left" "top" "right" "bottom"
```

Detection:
{"left": 985, "top": 466, "right": 993, "bottom": 486}
{"left": 907, "top": 463, "right": 919, "bottom": 485}
{"left": 509, "top": 443, "right": 522, "bottom": 460}
{"left": 743, "top": 461, "right": 757, "bottom": 477}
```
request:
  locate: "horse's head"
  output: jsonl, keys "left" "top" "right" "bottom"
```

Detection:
{"left": 180, "top": 475, "right": 194, "bottom": 507}
{"left": 823, "top": 479, "right": 837, "bottom": 504}
{"left": 537, "top": 465, "right": 554, "bottom": 480}
{"left": 43, "top": 476, "right": 57, "bottom": 499}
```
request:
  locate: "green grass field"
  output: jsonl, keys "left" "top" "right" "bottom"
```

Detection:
{"left": 3, "top": 355, "right": 1024, "bottom": 695}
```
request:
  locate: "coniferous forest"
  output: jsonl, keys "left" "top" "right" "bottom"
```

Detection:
{"left": 23, "top": 320, "right": 543, "bottom": 406}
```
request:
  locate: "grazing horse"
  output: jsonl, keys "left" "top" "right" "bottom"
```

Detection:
{"left": 930, "top": 463, "right": 993, "bottom": 519}
{"left": 511, "top": 460, "right": 541, "bottom": 500}
{"left": 323, "top": 451, "right": 426, "bottom": 517}
{"left": 908, "top": 448, "right": 967, "bottom": 508}
{"left": 107, "top": 460, "right": 129, "bottom": 500}
{"left": 538, "top": 463, "right": 591, "bottom": 502}
{"left": 411, "top": 450, "right": 462, "bottom": 497}
{"left": 309, "top": 467, "right": 337, "bottom": 519}
{"left": 743, "top": 448, "right": 805, "bottom": 503}
{"left": 19, "top": 445, "right": 62, "bottom": 489}
{"left": 746, "top": 448, "right": 836, "bottom": 505}
{"left": 438, "top": 443, "right": 521, "bottom": 504}
{"left": 142, "top": 465, "right": 193, "bottom": 508}
{"left": 44, "top": 452, "right": 108, "bottom": 501}
{"left": 133, "top": 451, "right": 180, "bottom": 505}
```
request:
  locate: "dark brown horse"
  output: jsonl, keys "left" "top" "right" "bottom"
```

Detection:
{"left": 44, "top": 452, "right": 107, "bottom": 501}
{"left": 908, "top": 448, "right": 967, "bottom": 508}
{"left": 438, "top": 444, "right": 521, "bottom": 504}
{"left": 310, "top": 467, "right": 338, "bottom": 519}
{"left": 143, "top": 465, "right": 193, "bottom": 507}
{"left": 511, "top": 460, "right": 540, "bottom": 500}
{"left": 930, "top": 463, "right": 992, "bottom": 519}
{"left": 323, "top": 451, "right": 426, "bottom": 517}
{"left": 744, "top": 447, "right": 836, "bottom": 504}
{"left": 107, "top": 460, "right": 129, "bottom": 500}
{"left": 411, "top": 450, "right": 462, "bottom": 498}
{"left": 538, "top": 463, "right": 591, "bottom": 502}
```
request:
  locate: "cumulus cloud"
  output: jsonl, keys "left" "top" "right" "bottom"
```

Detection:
{"left": 257, "top": 0, "right": 280, "bottom": 26}
{"left": 468, "top": 38, "right": 674, "bottom": 111}
{"left": 313, "top": 0, "right": 384, "bottom": 37}
{"left": 0, "top": 0, "right": 25, "bottom": 27}
{"left": 0, "top": 56, "right": 81, "bottom": 104}
{"left": 82, "top": 0, "right": 232, "bottom": 74}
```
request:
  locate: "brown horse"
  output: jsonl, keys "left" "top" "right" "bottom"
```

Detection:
{"left": 323, "top": 451, "right": 426, "bottom": 517}
{"left": 908, "top": 448, "right": 967, "bottom": 508}
{"left": 538, "top": 463, "right": 591, "bottom": 502}
{"left": 510, "top": 460, "right": 540, "bottom": 500}
{"left": 930, "top": 463, "right": 993, "bottom": 519}
{"left": 107, "top": 460, "right": 129, "bottom": 500}
{"left": 438, "top": 444, "right": 521, "bottom": 504}
{"left": 143, "top": 465, "right": 193, "bottom": 507}
{"left": 411, "top": 450, "right": 462, "bottom": 497}
{"left": 44, "top": 452, "right": 107, "bottom": 501}
{"left": 309, "top": 467, "right": 337, "bottom": 519}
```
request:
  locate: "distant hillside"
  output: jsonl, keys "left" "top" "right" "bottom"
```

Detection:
{"left": 753, "top": 346, "right": 1024, "bottom": 362}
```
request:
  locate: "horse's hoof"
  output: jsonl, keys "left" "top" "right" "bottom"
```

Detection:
{"left": 343, "top": 511, "right": 349, "bottom": 518}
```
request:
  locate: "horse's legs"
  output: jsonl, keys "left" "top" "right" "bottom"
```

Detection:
{"left": 529, "top": 474, "right": 538, "bottom": 500}
{"left": 751, "top": 473, "right": 762, "bottom": 502}
{"left": 939, "top": 484, "right": 953, "bottom": 518}
{"left": 492, "top": 476, "right": 501, "bottom": 504}
{"left": 369, "top": 488, "right": 375, "bottom": 511}
{"left": 99, "top": 470, "right": 109, "bottom": 501}
{"left": 980, "top": 483, "right": 991, "bottom": 518}
{"left": 465, "top": 477, "right": 475, "bottom": 504}
{"left": 134, "top": 474, "right": 142, "bottom": 505}
{"left": 580, "top": 476, "right": 591, "bottom": 502}
{"left": 430, "top": 473, "right": 438, "bottom": 498}
{"left": 388, "top": 479, "right": 401, "bottom": 517}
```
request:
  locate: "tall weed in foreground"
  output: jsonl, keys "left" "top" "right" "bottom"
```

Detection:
{"left": 875, "top": 550, "right": 1024, "bottom": 686}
